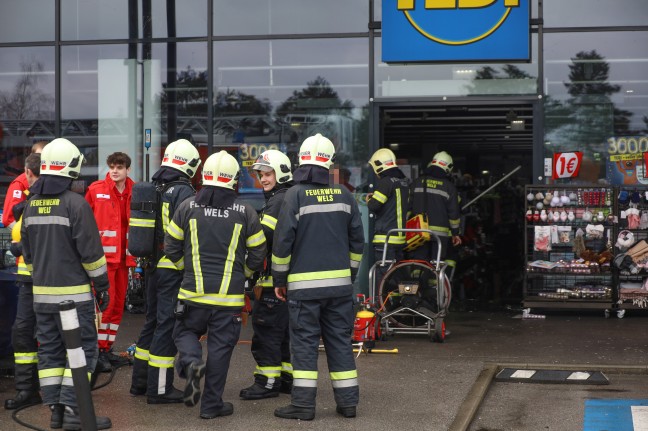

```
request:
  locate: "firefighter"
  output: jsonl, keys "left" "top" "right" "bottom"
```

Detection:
{"left": 2, "top": 141, "right": 46, "bottom": 229}
{"left": 272, "top": 134, "right": 365, "bottom": 421}
{"left": 85, "top": 152, "right": 135, "bottom": 372}
{"left": 408, "top": 150, "right": 462, "bottom": 262}
{"left": 166, "top": 151, "right": 266, "bottom": 419}
{"left": 240, "top": 150, "right": 294, "bottom": 400}
{"left": 130, "top": 139, "right": 201, "bottom": 404}
{"left": 21, "top": 138, "right": 112, "bottom": 429}
{"left": 366, "top": 148, "right": 410, "bottom": 285}
{"left": 4, "top": 153, "right": 41, "bottom": 412}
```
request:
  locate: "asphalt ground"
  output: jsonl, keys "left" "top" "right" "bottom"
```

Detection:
{"left": 2, "top": 308, "right": 648, "bottom": 431}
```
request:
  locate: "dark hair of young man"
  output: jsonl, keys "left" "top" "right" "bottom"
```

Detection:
{"left": 106, "top": 152, "right": 131, "bottom": 168}
{"left": 25, "top": 153, "right": 41, "bottom": 176}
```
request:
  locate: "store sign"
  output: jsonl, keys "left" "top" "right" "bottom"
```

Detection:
{"left": 237, "top": 143, "right": 286, "bottom": 193}
{"left": 382, "top": 0, "right": 530, "bottom": 62}
{"left": 606, "top": 136, "right": 648, "bottom": 185}
{"left": 552, "top": 152, "right": 582, "bottom": 179}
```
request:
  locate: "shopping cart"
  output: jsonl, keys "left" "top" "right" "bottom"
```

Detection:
{"left": 369, "top": 228, "right": 452, "bottom": 343}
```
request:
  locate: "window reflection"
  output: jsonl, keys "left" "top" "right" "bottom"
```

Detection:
{"left": 544, "top": 32, "right": 648, "bottom": 185}
{"left": 0, "top": 47, "right": 55, "bottom": 196}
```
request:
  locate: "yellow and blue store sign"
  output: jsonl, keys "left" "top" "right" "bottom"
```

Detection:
{"left": 382, "top": 0, "right": 530, "bottom": 63}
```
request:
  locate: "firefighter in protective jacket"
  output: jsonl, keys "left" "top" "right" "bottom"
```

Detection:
{"left": 272, "top": 134, "right": 365, "bottom": 421}
{"left": 21, "top": 138, "right": 113, "bottom": 429}
{"left": 408, "top": 150, "right": 462, "bottom": 262}
{"left": 130, "top": 139, "right": 200, "bottom": 404}
{"left": 366, "top": 148, "right": 410, "bottom": 284}
{"left": 240, "top": 149, "right": 294, "bottom": 400}
{"left": 166, "top": 151, "right": 266, "bottom": 419}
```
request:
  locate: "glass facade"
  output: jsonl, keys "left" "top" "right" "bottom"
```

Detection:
{"left": 1, "top": 1, "right": 647, "bottom": 199}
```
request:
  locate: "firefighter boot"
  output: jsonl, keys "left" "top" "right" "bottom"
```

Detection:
{"left": 50, "top": 404, "right": 64, "bottom": 429}
{"left": 336, "top": 405, "right": 357, "bottom": 418}
{"left": 239, "top": 383, "right": 279, "bottom": 400}
{"left": 274, "top": 404, "right": 315, "bottom": 421}
{"left": 183, "top": 361, "right": 206, "bottom": 407}
{"left": 62, "top": 406, "right": 112, "bottom": 430}
{"left": 199, "top": 402, "right": 234, "bottom": 419}
{"left": 146, "top": 387, "right": 184, "bottom": 405}
{"left": 4, "top": 390, "right": 42, "bottom": 409}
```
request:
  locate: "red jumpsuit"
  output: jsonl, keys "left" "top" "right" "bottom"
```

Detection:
{"left": 85, "top": 174, "right": 135, "bottom": 351}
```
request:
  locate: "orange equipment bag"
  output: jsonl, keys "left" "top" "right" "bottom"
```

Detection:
{"left": 404, "top": 214, "right": 430, "bottom": 252}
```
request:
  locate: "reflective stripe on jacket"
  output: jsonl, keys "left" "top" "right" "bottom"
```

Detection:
{"left": 368, "top": 172, "right": 410, "bottom": 246}
{"left": 155, "top": 179, "right": 195, "bottom": 270}
{"left": 21, "top": 190, "right": 108, "bottom": 312}
{"left": 409, "top": 174, "right": 461, "bottom": 236}
{"left": 164, "top": 198, "right": 266, "bottom": 308}
{"left": 271, "top": 184, "right": 365, "bottom": 300}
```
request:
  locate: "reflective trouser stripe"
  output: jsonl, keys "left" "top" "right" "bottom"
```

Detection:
{"left": 14, "top": 352, "right": 38, "bottom": 364}
{"left": 62, "top": 368, "right": 91, "bottom": 387}
{"left": 293, "top": 370, "right": 318, "bottom": 387}
{"left": 134, "top": 346, "right": 150, "bottom": 361}
{"left": 293, "top": 379, "right": 318, "bottom": 387}
{"left": 39, "top": 368, "right": 64, "bottom": 387}
{"left": 149, "top": 354, "right": 174, "bottom": 368}
{"left": 282, "top": 362, "right": 293, "bottom": 375}
{"left": 254, "top": 366, "right": 281, "bottom": 378}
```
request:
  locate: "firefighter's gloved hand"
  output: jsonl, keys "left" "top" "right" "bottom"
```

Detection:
{"left": 10, "top": 242, "right": 22, "bottom": 258}
{"left": 95, "top": 290, "right": 110, "bottom": 312}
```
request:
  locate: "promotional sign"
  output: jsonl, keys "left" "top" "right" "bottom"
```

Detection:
{"left": 605, "top": 136, "right": 648, "bottom": 185}
{"left": 382, "top": 0, "right": 530, "bottom": 63}
{"left": 552, "top": 151, "right": 582, "bottom": 180}
{"left": 237, "top": 143, "right": 287, "bottom": 193}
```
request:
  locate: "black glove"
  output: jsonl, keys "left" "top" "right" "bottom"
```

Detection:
{"left": 95, "top": 290, "right": 110, "bottom": 312}
{"left": 93, "top": 277, "right": 110, "bottom": 312}
{"left": 10, "top": 242, "right": 22, "bottom": 258}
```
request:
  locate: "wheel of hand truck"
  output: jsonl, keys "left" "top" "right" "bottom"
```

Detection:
{"left": 432, "top": 318, "right": 446, "bottom": 343}
{"left": 378, "top": 259, "right": 441, "bottom": 329}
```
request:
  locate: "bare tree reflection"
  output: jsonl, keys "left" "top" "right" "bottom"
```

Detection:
{"left": 0, "top": 60, "right": 54, "bottom": 120}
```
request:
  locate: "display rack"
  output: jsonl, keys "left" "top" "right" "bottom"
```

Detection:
{"left": 614, "top": 186, "right": 648, "bottom": 313}
{"left": 523, "top": 185, "right": 615, "bottom": 311}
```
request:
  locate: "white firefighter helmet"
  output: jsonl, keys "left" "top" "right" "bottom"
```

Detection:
{"left": 251, "top": 149, "right": 293, "bottom": 184}
{"left": 368, "top": 148, "right": 398, "bottom": 175}
{"left": 40, "top": 138, "right": 84, "bottom": 179}
{"left": 298, "top": 133, "right": 335, "bottom": 169}
{"left": 202, "top": 150, "right": 240, "bottom": 189}
{"left": 429, "top": 151, "right": 453, "bottom": 173}
{"left": 161, "top": 139, "right": 201, "bottom": 178}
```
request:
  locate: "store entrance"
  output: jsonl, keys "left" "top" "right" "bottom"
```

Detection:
{"left": 379, "top": 101, "right": 536, "bottom": 310}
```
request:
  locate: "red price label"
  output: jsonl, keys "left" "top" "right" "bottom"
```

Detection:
{"left": 552, "top": 152, "right": 582, "bottom": 179}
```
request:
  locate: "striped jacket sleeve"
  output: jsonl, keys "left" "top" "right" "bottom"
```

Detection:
{"left": 271, "top": 189, "right": 298, "bottom": 288}
{"left": 244, "top": 205, "right": 267, "bottom": 276}
{"left": 348, "top": 197, "right": 365, "bottom": 283}
{"left": 72, "top": 198, "right": 109, "bottom": 290}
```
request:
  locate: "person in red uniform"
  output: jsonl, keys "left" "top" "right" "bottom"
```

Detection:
{"left": 85, "top": 152, "right": 135, "bottom": 372}
{"left": 2, "top": 141, "right": 47, "bottom": 229}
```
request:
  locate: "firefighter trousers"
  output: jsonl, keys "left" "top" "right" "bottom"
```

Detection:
{"left": 288, "top": 296, "right": 359, "bottom": 409}
{"left": 98, "top": 262, "right": 128, "bottom": 351}
{"left": 11, "top": 282, "right": 38, "bottom": 392}
{"left": 173, "top": 305, "right": 241, "bottom": 417}
{"left": 35, "top": 300, "right": 97, "bottom": 407}
{"left": 250, "top": 293, "right": 291, "bottom": 389}
{"left": 131, "top": 266, "right": 182, "bottom": 396}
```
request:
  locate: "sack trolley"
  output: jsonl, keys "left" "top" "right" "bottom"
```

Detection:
{"left": 369, "top": 228, "right": 452, "bottom": 343}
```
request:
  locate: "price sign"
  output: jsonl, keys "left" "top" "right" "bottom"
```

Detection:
{"left": 552, "top": 152, "right": 582, "bottom": 179}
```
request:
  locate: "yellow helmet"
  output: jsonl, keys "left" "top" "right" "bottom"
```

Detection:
{"left": 428, "top": 151, "right": 453, "bottom": 173}
{"left": 40, "top": 138, "right": 84, "bottom": 179}
{"left": 298, "top": 133, "right": 335, "bottom": 169}
{"left": 202, "top": 151, "right": 240, "bottom": 189}
{"left": 368, "top": 148, "right": 397, "bottom": 175}
{"left": 161, "top": 139, "right": 201, "bottom": 178}
{"left": 252, "top": 149, "right": 293, "bottom": 184}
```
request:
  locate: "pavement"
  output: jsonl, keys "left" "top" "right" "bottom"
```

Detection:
{"left": 2, "top": 307, "right": 648, "bottom": 431}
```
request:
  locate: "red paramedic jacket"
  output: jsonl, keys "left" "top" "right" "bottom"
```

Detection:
{"left": 2, "top": 173, "right": 29, "bottom": 228}
{"left": 85, "top": 173, "right": 136, "bottom": 266}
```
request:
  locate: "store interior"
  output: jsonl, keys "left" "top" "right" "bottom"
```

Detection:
{"left": 380, "top": 103, "right": 534, "bottom": 310}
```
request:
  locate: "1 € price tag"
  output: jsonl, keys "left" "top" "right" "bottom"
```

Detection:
{"left": 552, "top": 151, "right": 582, "bottom": 179}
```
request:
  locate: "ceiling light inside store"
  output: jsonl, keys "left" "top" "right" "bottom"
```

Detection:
{"left": 510, "top": 119, "right": 525, "bottom": 131}
{"left": 389, "top": 143, "right": 399, "bottom": 151}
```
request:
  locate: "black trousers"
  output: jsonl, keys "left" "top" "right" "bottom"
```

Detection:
{"left": 250, "top": 293, "right": 291, "bottom": 389}
{"left": 173, "top": 305, "right": 241, "bottom": 417}
{"left": 36, "top": 300, "right": 97, "bottom": 407}
{"left": 288, "top": 296, "right": 359, "bottom": 409}
{"left": 11, "top": 282, "right": 38, "bottom": 392}
{"left": 131, "top": 267, "right": 182, "bottom": 396}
